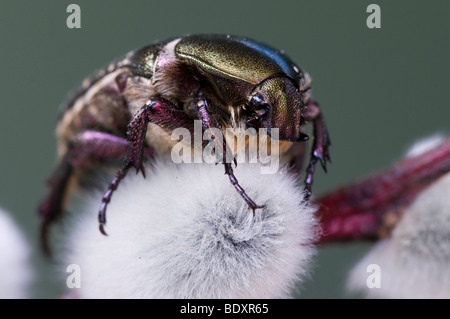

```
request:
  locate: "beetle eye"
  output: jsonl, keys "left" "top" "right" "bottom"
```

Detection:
{"left": 250, "top": 93, "right": 264, "bottom": 107}
{"left": 247, "top": 93, "right": 269, "bottom": 112}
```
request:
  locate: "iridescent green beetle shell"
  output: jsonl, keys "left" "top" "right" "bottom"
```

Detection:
{"left": 175, "top": 34, "right": 303, "bottom": 86}
{"left": 59, "top": 34, "right": 306, "bottom": 128}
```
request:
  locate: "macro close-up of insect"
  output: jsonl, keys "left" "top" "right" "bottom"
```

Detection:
{"left": 1, "top": 1, "right": 449, "bottom": 302}
{"left": 38, "top": 34, "right": 331, "bottom": 251}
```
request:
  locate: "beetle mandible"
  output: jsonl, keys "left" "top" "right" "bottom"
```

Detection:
{"left": 39, "top": 34, "right": 331, "bottom": 252}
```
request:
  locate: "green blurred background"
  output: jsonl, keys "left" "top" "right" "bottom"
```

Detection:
{"left": 0, "top": 0, "right": 448, "bottom": 298}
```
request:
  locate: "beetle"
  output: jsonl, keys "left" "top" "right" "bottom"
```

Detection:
{"left": 39, "top": 34, "right": 330, "bottom": 253}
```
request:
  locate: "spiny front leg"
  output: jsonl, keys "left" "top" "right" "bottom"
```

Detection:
{"left": 99, "top": 98, "right": 196, "bottom": 234}
{"left": 97, "top": 102, "right": 156, "bottom": 235}
{"left": 125, "top": 98, "right": 197, "bottom": 174}
{"left": 196, "top": 98, "right": 264, "bottom": 213}
{"left": 126, "top": 101, "right": 154, "bottom": 176}
{"left": 303, "top": 100, "right": 331, "bottom": 200}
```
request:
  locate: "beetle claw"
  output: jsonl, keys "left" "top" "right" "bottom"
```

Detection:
{"left": 313, "top": 152, "right": 328, "bottom": 172}
{"left": 320, "top": 157, "right": 328, "bottom": 172}
{"left": 250, "top": 204, "right": 265, "bottom": 216}
{"left": 136, "top": 164, "right": 146, "bottom": 178}
{"left": 99, "top": 223, "right": 108, "bottom": 236}
{"left": 303, "top": 188, "right": 312, "bottom": 201}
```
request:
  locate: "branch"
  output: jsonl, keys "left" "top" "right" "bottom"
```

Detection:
{"left": 316, "top": 137, "right": 450, "bottom": 243}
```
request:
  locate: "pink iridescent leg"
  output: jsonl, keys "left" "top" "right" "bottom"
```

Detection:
{"left": 39, "top": 131, "right": 142, "bottom": 255}
{"left": 303, "top": 101, "right": 331, "bottom": 200}
{"left": 98, "top": 99, "right": 196, "bottom": 234}
{"left": 196, "top": 98, "right": 264, "bottom": 214}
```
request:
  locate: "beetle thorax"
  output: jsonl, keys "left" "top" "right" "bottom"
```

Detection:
{"left": 152, "top": 39, "right": 201, "bottom": 109}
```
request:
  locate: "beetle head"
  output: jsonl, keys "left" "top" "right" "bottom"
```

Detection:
{"left": 245, "top": 77, "right": 307, "bottom": 142}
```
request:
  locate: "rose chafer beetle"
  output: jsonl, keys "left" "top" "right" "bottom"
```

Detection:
{"left": 39, "top": 34, "right": 330, "bottom": 252}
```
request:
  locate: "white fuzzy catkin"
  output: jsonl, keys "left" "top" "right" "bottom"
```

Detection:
{"left": 346, "top": 135, "right": 450, "bottom": 298}
{"left": 59, "top": 161, "right": 319, "bottom": 298}
{"left": 0, "top": 207, "right": 33, "bottom": 299}
{"left": 404, "top": 133, "right": 445, "bottom": 158}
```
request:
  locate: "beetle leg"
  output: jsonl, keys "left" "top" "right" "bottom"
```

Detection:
{"left": 39, "top": 154, "right": 73, "bottom": 255}
{"left": 124, "top": 98, "right": 195, "bottom": 175}
{"left": 98, "top": 163, "right": 131, "bottom": 235}
{"left": 98, "top": 99, "right": 197, "bottom": 233}
{"left": 303, "top": 100, "right": 331, "bottom": 200}
{"left": 196, "top": 98, "right": 265, "bottom": 214}
{"left": 39, "top": 131, "right": 150, "bottom": 255}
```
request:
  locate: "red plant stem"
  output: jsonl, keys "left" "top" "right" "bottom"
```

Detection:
{"left": 316, "top": 137, "right": 450, "bottom": 243}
